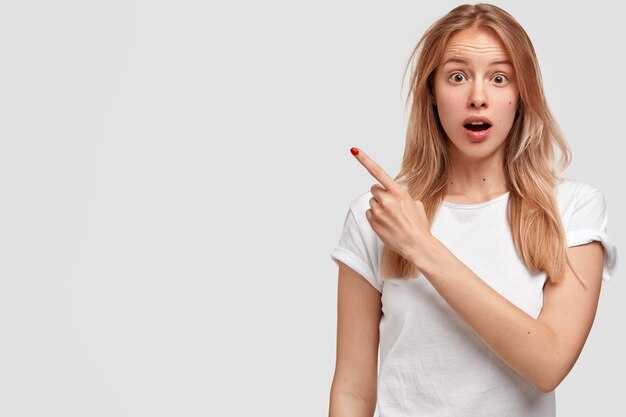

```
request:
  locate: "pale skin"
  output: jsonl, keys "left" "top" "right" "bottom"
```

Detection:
{"left": 329, "top": 28, "right": 604, "bottom": 415}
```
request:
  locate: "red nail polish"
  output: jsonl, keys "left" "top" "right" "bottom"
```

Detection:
{"left": 350, "top": 147, "right": 359, "bottom": 156}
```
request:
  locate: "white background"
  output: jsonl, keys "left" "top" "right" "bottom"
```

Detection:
{"left": 0, "top": 1, "right": 622, "bottom": 416}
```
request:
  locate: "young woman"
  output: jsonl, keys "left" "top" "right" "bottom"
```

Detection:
{"left": 328, "top": 4, "right": 617, "bottom": 417}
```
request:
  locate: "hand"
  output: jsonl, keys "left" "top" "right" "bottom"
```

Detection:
{"left": 350, "top": 147, "right": 432, "bottom": 265}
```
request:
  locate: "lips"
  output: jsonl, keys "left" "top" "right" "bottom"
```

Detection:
{"left": 463, "top": 116, "right": 492, "bottom": 141}
{"left": 463, "top": 116, "right": 492, "bottom": 131}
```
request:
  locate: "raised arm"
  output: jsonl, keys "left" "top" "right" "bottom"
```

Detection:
{"left": 348, "top": 146, "right": 608, "bottom": 393}
{"left": 329, "top": 262, "right": 382, "bottom": 417}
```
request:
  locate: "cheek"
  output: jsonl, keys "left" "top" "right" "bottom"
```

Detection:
{"left": 494, "top": 98, "right": 518, "bottom": 129}
{"left": 498, "top": 96, "right": 517, "bottom": 113}
{"left": 507, "top": 99, "right": 518, "bottom": 111}
{"left": 437, "top": 93, "right": 462, "bottom": 113}
{"left": 437, "top": 95, "right": 466, "bottom": 130}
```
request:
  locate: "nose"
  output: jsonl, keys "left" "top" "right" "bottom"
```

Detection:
{"left": 468, "top": 82, "right": 488, "bottom": 108}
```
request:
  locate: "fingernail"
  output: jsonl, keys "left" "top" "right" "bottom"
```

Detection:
{"left": 350, "top": 147, "right": 359, "bottom": 156}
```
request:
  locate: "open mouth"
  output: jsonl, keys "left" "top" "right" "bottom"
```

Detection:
{"left": 464, "top": 121, "right": 492, "bottom": 131}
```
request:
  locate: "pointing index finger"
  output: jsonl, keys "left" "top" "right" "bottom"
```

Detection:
{"left": 350, "top": 147, "right": 398, "bottom": 191}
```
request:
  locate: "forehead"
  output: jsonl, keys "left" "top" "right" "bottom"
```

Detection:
{"left": 441, "top": 27, "right": 511, "bottom": 63}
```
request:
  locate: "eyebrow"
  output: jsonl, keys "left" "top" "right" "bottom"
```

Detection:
{"left": 442, "top": 57, "right": 513, "bottom": 67}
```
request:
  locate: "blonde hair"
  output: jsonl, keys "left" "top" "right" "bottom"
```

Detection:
{"left": 381, "top": 3, "right": 579, "bottom": 285}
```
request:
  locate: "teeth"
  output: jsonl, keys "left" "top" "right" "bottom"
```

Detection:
{"left": 469, "top": 121, "right": 485, "bottom": 125}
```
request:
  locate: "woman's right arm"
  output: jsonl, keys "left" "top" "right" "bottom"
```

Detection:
{"left": 328, "top": 262, "right": 382, "bottom": 417}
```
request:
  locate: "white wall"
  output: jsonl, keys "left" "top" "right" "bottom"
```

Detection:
{"left": 0, "top": 1, "right": 622, "bottom": 416}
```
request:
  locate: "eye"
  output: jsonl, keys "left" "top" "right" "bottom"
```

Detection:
{"left": 450, "top": 72, "right": 466, "bottom": 83}
{"left": 492, "top": 74, "right": 509, "bottom": 85}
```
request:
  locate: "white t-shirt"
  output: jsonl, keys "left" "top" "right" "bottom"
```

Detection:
{"left": 330, "top": 178, "right": 617, "bottom": 417}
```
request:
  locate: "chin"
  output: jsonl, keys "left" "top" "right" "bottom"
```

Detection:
{"left": 452, "top": 142, "right": 505, "bottom": 161}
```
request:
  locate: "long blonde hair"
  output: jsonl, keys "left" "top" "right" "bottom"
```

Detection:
{"left": 382, "top": 3, "right": 577, "bottom": 284}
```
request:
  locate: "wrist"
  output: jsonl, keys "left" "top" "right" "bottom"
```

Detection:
{"left": 409, "top": 234, "right": 445, "bottom": 273}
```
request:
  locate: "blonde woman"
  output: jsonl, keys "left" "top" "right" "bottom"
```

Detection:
{"left": 329, "top": 3, "right": 617, "bottom": 417}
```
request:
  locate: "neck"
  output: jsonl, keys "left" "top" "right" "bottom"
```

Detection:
{"left": 446, "top": 153, "right": 508, "bottom": 199}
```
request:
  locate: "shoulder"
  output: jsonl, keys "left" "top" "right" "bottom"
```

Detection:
{"left": 338, "top": 191, "right": 384, "bottom": 289}
{"left": 345, "top": 190, "right": 382, "bottom": 248}
{"left": 556, "top": 177, "right": 604, "bottom": 215}
{"left": 347, "top": 190, "right": 374, "bottom": 218}
{"left": 556, "top": 177, "right": 602, "bottom": 202}
{"left": 556, "top": 177, "right": 609, "bottom": 232}
{"left": 556, "top": 179, "right": 616, "bottom": 283}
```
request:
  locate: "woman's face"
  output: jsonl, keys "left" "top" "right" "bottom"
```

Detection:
{"left": 433, "top": 27, "right": 519, "bottom": 162}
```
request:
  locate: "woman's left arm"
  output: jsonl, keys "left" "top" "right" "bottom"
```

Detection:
{"left": 415, "top": 237, "right": 604, "bottom": 393}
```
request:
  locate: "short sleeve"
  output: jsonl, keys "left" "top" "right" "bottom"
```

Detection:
{"left": 565, "top": 190, "right": 618, "bottom": 283}
{"left": 330, "top": 205, "right": 382, "bottom": 293}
